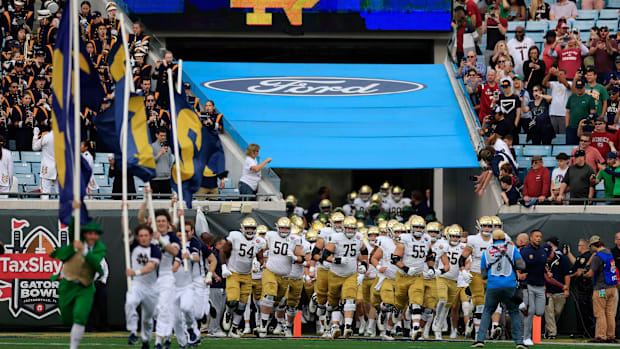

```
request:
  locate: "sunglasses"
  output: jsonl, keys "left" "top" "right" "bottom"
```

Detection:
{"left": 498, "top": 60, "right": 506, "bottom": 63}
{"left": 146, "top": 99, "right": 155, "bottom": 102}
{"left": 580, "top": 139, "right": 590, "bottom": 143}
{"left": 467, "top": 55, "right": 475, "bottom": 58}
{"left": 595, "top": 122, "right": 605, "bottom": 125}
{"left": 516, "top": 30, "right": 524, "bottom": 34}
{"left": 601, "top": 28, "right": 609, "bottom": 32}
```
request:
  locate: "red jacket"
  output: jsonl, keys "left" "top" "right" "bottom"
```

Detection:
{"left": 523, "top": 166, "right": 551, "bottom": 198}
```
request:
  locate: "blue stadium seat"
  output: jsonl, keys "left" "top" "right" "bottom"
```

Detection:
{"left": 95, "top": 153, "right": 113, "bottom": 164}
{"left": 24, "top": 185, "right": 39, "bottom": 192}
{"left": 518, "top": 157, "right": 532, "bottom": 169}
{"left": 598, "top": 9, "right": 619, "bottom": 20}
{"left": 21, "top": 152, "right": 41, "bottom": 163}
{"left": 574, "top": 21, "right": 595, "bottom": 32}
{"left": 92, "top": 163, "right": 105, "bottom": 175}
{"left": 523, "top": 145, "right": 552, "bottom": 156}
{"left": 577, "top": 10, "right": 598, "bottom": 20}
{"left": 608, "top": 0, "right": 620, "bottom": 9}
{"left": 13, "top": 162, "right": 31, "bottom": 174}
{"left": 99, "top": 186, "right": 112, "bottom": 194}
{"left": 508, "top": 21, "right": 526, "bottom": 32}
{"left": 513, "top": 145, "right": 523, "bottom": 156}
{"left": 16, "top": 174, "right": 36, "bottom": 185}
{"left": 11, "top": 151, "right": 20, "bottom": 161}
{"left": 529, "top": 32, "right": 546, "bottom": 43}
{"left": 505, "top": 33, "right": 515, "bottom": 42}
{"left": 526, "top": 21, "right": 548, "bottom": 32}
{"left": 220, "top": 188, "right": 238, "bottom": 196}
{"left": 134, "top": 176, "right": 145, "bottom": 188}
{"left": 580, "top": 31, "right": 591, "bottom": 44}
{"left": 552, "top": 145, "right": 575, "bottom": 156}
{"left": 551, "top": 134, "right": 566, "bottom": 144}
{"left": 94, "top": 175, "right": 110, "bottom": 187}
{"left": 596, "top": 19, "right": 618, "bottom": 31}
{"left": 542, "top": 156, "right": 558, "bottom": 168}
{"left": 519, "top": 134, "right": 528, "bottom": 144}
{"left": 548, "top": 21, "right": 559, "bottom": 30}
{"left": 31, "top": 163, "right": 41, "bottom": 175}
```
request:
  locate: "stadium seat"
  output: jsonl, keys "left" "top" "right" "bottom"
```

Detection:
{"left": 134, "top": 176, "right": 145, "bottom": 188}
{"left": 608, "top": 0, "right": 620, "bottom": 9}
{"left": 542, "top": 156, "right": 557, "bottom": 168}
{"left": 518, "top": 157, "right": 532, "bottom": 169}
{"left": 513, "top": 145, "right": 523, "bottom": 156}
{"left": 596, "top": 19, "right": 618, "bottom": 31}
{"left": 526, "top": 21, "right": 548, "bottom": 32}
{"left": 95, "top": 153, "right": 113, "bottom": 164}
{"left": 13, "top": 162, "right": 31, "bottom": 174}
{"left": 523, "top": 145, "right": 552, "bottom": 156}
{"left": 21, "top": 152, "right": 41, "bottom": 163}
{"left": 547, "top": 21, "right": 560, "bottom": 30}
{"left": 11, "top": 151, "right": 19, "bottom": 161}
{"left": 16, "top": 174, "right": 36, "bottom": 185}
{"left": 552, "top": 134, "right": 566, "bottom": 144}
{"left": 574, "top": 21, "right": 595, "bottom": 32}
{"left": 505, "top": 33, "right": 515, "bottom": 42}
{"left": 580, "top": 31, "right": 591, "bottom": 44}
{"left": 508, "top": 21, "right": 526, "bottom": 32}
{"left": 94, "top": 175, "right": 110, "bottom": 187}
{"left": 92, "top": 163, "right": 105, "bottom": 175}
{"left": 598, "top": 9, "right": 619, "bottom": 20}
{"left": 577, "top": 10, "right": 598, "bottom": 20}
{"left": 24, "top": 185, "right": 39, "bottom": 192}
{"left": 552, "top": 145, "right": 575, "bottom": 156}
{"left": 519, "top": 134, "right": 528, "bottom": 144}
{"left": 529, "top": 32, "right": 546, "bottom": 44}
{"left": 99, "top": 186, "right": 112, "bottom": 194}
{"left": 31, "top": 162, "right": 41, "bottom": 175}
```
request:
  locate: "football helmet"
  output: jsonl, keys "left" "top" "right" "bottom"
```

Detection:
{"left": 379, "top": 181, "right": 391, "bottom": 197}
{"left": 356, "top": 220, "right": 365, "bottom": 230}
{"left": 348, "top": 191, "right": 358, "bottom": 205}
{"left": 343, "top": 216, "right": 358, "bottom": 239}
{"left": 317, "top": 213, "right": 329, "bottom": 224}
{"left": 240, "top": 217, "right": 257, "bottom": 239}
{"left": 476, "top": 216, "right": 494, "bottom": 236}
{"left": 491, "top": 216, "right": 503, "bottom": 230}
{"left": 276, "top": 217, "right": 292, "bottom": 238}
{"left": 331, "top": 212, "right": 345, "bottom": 233}
{"left": 446, "top": 224, "right": 463, "bottom": 246}
{"left": 370, "top": 193, "right": 383, "bottom": 205}
{"left": 285, "top": 194, "right": 297, "bottom": 206}
{"left": 492, "top": 229, "right": 506, "bottom": 241}
{"left": 355, "top": 210, "right": 367, "bottom": 220}
{"left": 391, "top": 186, "right": 403, "bottom": 202}
{"left": 319, "top": 199, "right": 332, "bottom": 214}
{"left": 426, "top": 221, "right": 443, "bottom": 242}
{"left": 391, "top": 222, "right": 406, "bottom": 238}
{"left": 359, "top": 185, "right": 372, "bottom": 202}
{"left": 378, "top": 221, "right": 388, "bottom": 235}
{"left": 387, "top": 219, "right": 399, "bottom": 233}
{"left": 334, "top": 207, "right": 345, "bottom": 214}
{"left": 409, "top": 215, "right": 426, "bottom": 238}
{"left": 305, "top": 229, "right": 318, "bottom": 243}
{"left": 291, "top": 224, "right": 301, "bottom": 236}
{"left": 368, "top": 201, "right": 381, "bottom": 217}
{"left": 311, "top": 220, "right": 325, "bottom": 232}
{"left": 256, "top": 224, "right": 268, "bottom": 236}
{"left": 290, "top": 215, "right": 304, "bottom": 229}
{"left": 403, "top": 221, "right": 412, "bottom": 235}
{"left": 359, "top": 227, "right": 368, "bottom": 243}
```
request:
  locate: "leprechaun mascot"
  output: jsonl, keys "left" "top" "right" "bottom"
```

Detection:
{"left": 50, "top": 219, "right": 107, "bottom": 349}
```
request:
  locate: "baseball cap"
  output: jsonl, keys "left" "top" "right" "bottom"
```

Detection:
{"left": 589, "top": 235, "right": 601, "bottom": 245}
{"left": 607, "top": 152, "right": 618, "bottom": 159}
{"left": 615, "top": 56, "right": 620, "bottom": 63}
{"left": 183, "top": 82, "right": 191, "bottom": 89}
{"left": 546, "top": 236, "right": 560, "bottom": 247}
{"left": 574, "top": 149, "right": 586, "bottom": 157}
{"left": 501, "top": 79, "right": 511, "bottom": 87}
{"left": 575, "top": 79, "right": 586, "bottom": 89}
{"left": 532, "top": 155, "right": 543, "bottom": 162}
{"left": 543, "top": 244, "right": 553, "bottom": 255}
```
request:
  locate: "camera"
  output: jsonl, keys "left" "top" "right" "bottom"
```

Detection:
{"left": 493, "top": 90, "right": 499, "bottom": 97}
{"left": 469, "top": 175, "right": 478, "bottom": 182}
{"left": 160, "top": 141, "right": 168, "bottom": 147}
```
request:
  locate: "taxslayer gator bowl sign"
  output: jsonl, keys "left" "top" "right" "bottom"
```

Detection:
{"left": 0, "top": 219, "right": 68, "bottom": 319}
{"left": 202, "top": 77, "right": 426, "bottom": 97}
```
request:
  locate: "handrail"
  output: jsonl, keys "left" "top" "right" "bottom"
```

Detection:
{"left": 0, "top": 192, "right": 280, "bottom": 200}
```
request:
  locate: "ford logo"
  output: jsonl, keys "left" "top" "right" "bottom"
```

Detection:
{"left": 202, "top": 77, "right": 426, "bottom": 97}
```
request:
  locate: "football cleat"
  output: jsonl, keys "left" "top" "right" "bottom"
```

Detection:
{"left": 331, "top": 325, "right": 341, "bottom": 339}
{"left": 380, "top": 331, "right": 394, "bottom": 341}
{"left": 435, "top": 331, "right": 442, "bottom": 340}
{"left": 228, "top": 327, "right": 240, "bottom": 339}
{"left": 491, "top": 326, "right": 502, "bottom": 340}
{"left": 365, "top": 325, "right": 376, "bottom": 338}
{"left": 412, "top": 328, "right": 423, "bottom": 341}
{"left": 450, "top": 328, "right": 458, "bottom": 339}
{"left": 221, "top": 309, "right": 233, "bottom": 331}
{"left": 128, "top": 333, "right": 139, "bottom": 345}
{"left": 343, "top": 324, "right": 353, "bottom": 338}
{"left": 285, "top": 327, "right": 293, "bottom": 337}
{"left": 242, "top": 326, "right": 251, "bottom": 335}
{"left": 471, "top": 341, "right": 485, "bottom": 348}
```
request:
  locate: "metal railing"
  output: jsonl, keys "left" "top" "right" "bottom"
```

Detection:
{"left": 0, "top": 192, "right": 280, "bottom": 200}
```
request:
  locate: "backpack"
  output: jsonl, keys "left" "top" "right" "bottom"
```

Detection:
{"left": 595, "top": 251, "right": 619, "bottom": 286}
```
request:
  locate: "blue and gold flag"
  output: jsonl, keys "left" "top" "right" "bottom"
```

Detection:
{"left": 171, "top": 89, "right": 225, "bottom": 207}
{"left": 51, "top": 1, "right": 98, "bottom": 225}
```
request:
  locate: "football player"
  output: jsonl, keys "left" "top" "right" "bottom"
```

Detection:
{"left": 392, "top": 215, "right": 434, "bottom": 341}
{"left": 242, "top": 225, "right": 267, "bottom": 335}
{"left": 125, "top": 224, "right": 161, "bottom": 348}
{"left": 379, "top": 181, "right": 392, "bottom": 203}
{"left": 221, "top": 218, "right": 267, "bottom": 338}
{"left": 353, "top": 185, "right": 372, "bottom": 213}
{"left": 312, "top": 199, "right": 333, "bottom": 220}
{"left": 323, "top": 216, "right": 368, "bottom": 339}
{"left": 386, "top": 186, "right": 412, "bottom": 222}
{"left": 284, "top": 224, "right": 311, "bottom": 336}
{"left": 285, "top": 195, "right": 306, "bottom": 219}
{"left": 343, "top": 191, "right": 358, "bottom": 216}
{"left": 311, "top": 212, "right": 344, "bottom": 336}
{"left": 356, "top": 226, "right": 378, "bottom": 336}
{"left": 258, "top": 217, "right": 304, "bottom": 337}
{"left": 421, "top": 221, "right": 448, "bottom": 339}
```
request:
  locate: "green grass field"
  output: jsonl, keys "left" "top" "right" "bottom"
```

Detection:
{"left": 0, "top": 334, "right": 610, "bottom": 349}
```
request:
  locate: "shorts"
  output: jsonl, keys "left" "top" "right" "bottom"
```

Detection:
{"left": 261, "top": 268, "right": 289, "bottom": 302}
{"left": 356, "top": 277, "right": 375, "bottom": 303}
{"left": 316, "top": 268, "right": 329, "bottom": 305}
{"left": 327, "top": 271, "right": 357, "bottom": 307}
{"left": 470, "top": 272, "right": 486, "bottom": 306}
{"left": 286, "top": 278, "right": 304, "bottom": 308}
{"left": 395, "top": 272, "right": 424, "bottom": 310}
{"left": 225, "top": 272, "right": 252, "bottom": 303}
{"left": 437, "top": 277, "right": 458, "bottom": 308}
{"left": 455, "top": 287, "right": 471, "bottom": 304}
{"left": 251, "top": 278, "right": 262, "bottom": 300}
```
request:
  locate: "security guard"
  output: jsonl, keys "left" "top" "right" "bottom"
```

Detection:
{"left": 568, "top": 238, "right": 594, "bottom": 339}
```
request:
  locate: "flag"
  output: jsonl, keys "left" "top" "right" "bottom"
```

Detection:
{"left": 93, "top": 39, "right": 156, "bottom": 182}
{"left": 170, "top": 89, "right": 224, "bottom": 208}
{"left": 195, "top": 207, "right": 210, "bottom": 236}
{"left": 50, "top": 1, "right": 97, "bottom": 226}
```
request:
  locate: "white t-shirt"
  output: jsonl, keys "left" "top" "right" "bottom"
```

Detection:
{"left": 507, "top": 37, "right": 535, "bottom": 77}
{"left": 551, "top": 166, "right": 568, "bottom": 186}
{"left": 239, "top": 156, "right": 261, "bottom": 191}
{"left": 549, "top": 81, "right": 572, "bottom": 117}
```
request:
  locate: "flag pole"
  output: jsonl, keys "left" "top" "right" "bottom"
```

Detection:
{"left": 167, "top": 67, "right": 188, "bottom": 272}
{"left": 145, "top": 182, "right": 157, "bottom": 232}
{"left": 71, "top": 0, "right": 81, "bottom": 237}
{"left": 119, "top": 15, "right": 132, "bottom": 291}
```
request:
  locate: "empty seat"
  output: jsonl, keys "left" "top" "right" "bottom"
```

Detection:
{"left": 99, "top": 186, "right": 112, "bottom": 194}
{"left": 134, "top": 176, "right": 145, "bottom": 188}
{"left": 94, "top": 175, "right": 110, "bottom": 187}
{"left": 92, "top": 163, "right": 105, "bottom": 175}
{"left": 552, "top": 145, "right": 575, "bottom": 156}
{"left": 580, "top": 31, "right": 591, "bottom": 44}
{"left": 11, "top": 151, "right": 20, "bottom": 161}
{"left": 21, "top": 152, "right": 41, "bottom": 163}
{"left": 95, "top": 153, "right": 113, "bottom": 164}
{"left": 518, "top": 157, "right": 533, "bottom": 169}
{"left": 16, "top": 174, "right": 36, "bottom": 185}
{"left": 529, "top": 32, "right": 546, "bottom": 43}
{"left": 24, "top": 185, "right": 39, "bottom": 192}
{"left": 542, "top": 156, "right": 558, "bottom": 168}
{"left": 577, "top": 10, "right": 598, "bottom": 20}
{"left": 513, "top": 145, "right": 523, "bottom": 156}
{"left": 598, "top": 9, "right": 619, "bottom": 20}
{"left": 31, "top": 163, "right": 41, "bottom": 175}
{"left": 519, "top": 134, "right": 528, "bottom": 144}
{"left": 596, "top": 19, "right": 618, "bottom": 31}
{"left": 523, "top": 145, "right": 552, "bottom": 156}
{"left": 574, "top": 21, "right": 595, "bottom": 32}
{"left": 526, "top": 21, "right": 548, "bottom": 32}
{"left": 508, "top": 21, "right": 526, "bottom": 32}
{"left": 551, "top": 134, "right": 566, "bottom": 144}
{"left": 13, "top": 162, "right": 31, "bottom": 174}
{"left": 608, "top": 0, "right": 620, "bottom": 8}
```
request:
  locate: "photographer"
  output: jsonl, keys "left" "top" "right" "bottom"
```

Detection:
{"left": 481, "top": 4, "right": 508, "bottom": 66}
{"left": 200, "top": 100, "right": 223, "bottom": 132}
{"left": 522, "top": 84, "right": 555, "bottom": 145}
{"left": 10, "top": 92, "right": 35, "bottom": 151}
{"left": 145, "top": 95, "right": 169, "bottom": 141}
{"left": 472, "top": 229, "right": 526, "bottom": 348}
{"left": 578, "top": 117, "right": 615, "bottom": 159}
{"left": 152, "top": 50, "right": 178, "bottom": 110}
{"left": 476, "top": 69, "right": 500, "bottom": 124}
{"left": 465, "top": 69, "right": 482, "bottom": 111}
{"left": 150, "top": 128, "right": 174, "bottom": 195}
{"left": 548, "top": 32, "right": 589, "bottom": 80}
{"left": 565, "top": 79, "right": 596, "bottom": 144}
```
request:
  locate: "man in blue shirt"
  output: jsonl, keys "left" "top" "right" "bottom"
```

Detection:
{"left": 472, "top": 229, "right": 527, "bottom": 349}
{"left": 520, "top": 230, "right": 549, "bottom": 346}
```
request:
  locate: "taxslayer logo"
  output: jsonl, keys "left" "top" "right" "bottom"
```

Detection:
{"left": 202, "top": 77, "right": 426, "bottom": 97}
{"left": 0, "top": 219, "right": 68, "bottom": 319}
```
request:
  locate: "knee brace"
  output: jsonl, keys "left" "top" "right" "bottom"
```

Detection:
{"left": 462, "top": 301, "right": 473, "bottom": 317}
{"left": 409, "top": 304, "right": 423, "bottom": 315}
{"left": 235, "top": 302, "right": 246, "bottom": 315}
{"left": 277, "top": 298, "right": 287, "bottom": 311}
{"left": 475, "top": 305, "right": 484, "bottom": 314}
{"left": 343, "top": 299, "right": 356, "bottom": 312}
{"left": 262, "top": 295, "right": 276, "bottom": 308}
{"left": 317, "top": 303, "right": 326, "bottom": 316}
{"left": 327, "top": 304, "right": 338, "bottom": 313}
{"left": 422, "top": 307, "right": 433, "bottom": 322}
{"left": 226, "top": 301, "right": 239, "bottom": 312}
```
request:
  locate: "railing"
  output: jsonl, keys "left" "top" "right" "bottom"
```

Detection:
{"left": 0, "top": 192, "right": 280, "bottom": 200}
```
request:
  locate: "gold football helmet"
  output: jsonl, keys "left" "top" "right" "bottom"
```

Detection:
{"left": 311, "top": 220, "right": 325, "bottom": 232}
{"left": 255, "top": 224, "right": 268, "bottom": 236}
{"left": 370, "top": 193, "right": 383, "bottom": 205}
{"left": 379, "top": 181, "right": 391, "bottom": 197}
{"left": 357, "top": 220, "right": 365, "bottom": 230}
{"left": 359, "top": 185, "right": 372, "bottom": 202}
{"left": 334, "top": 207, "right": 345, "bottom": 215}
{"left": 392, "top": 222, "right": 406, "bottom": 237}
{"left": 426, "top": 221, "right": 443, "bottom": 242}
{"left": 348, "top": 191, "right": 358, "bottom": 204}
{"left": 331, "top": 212, "right": 345, "bottom": 233}
{"left": 491, "top": 216, "right": 503, "bottom": 230}
{"left": 343, "top": 216, "right": 358, "bottom": 238}
{"left": 391, "top": 186, "right": 404, "bottom": 202}
{"left": 492, "top": 229, "right": 506, "bottom": 241}
{"left": 409, "top": 215, "right": 426, "bottom": 238}
{"left": 276, "top": 217, "right": 292, "bottom": 238}
{"left": 378, "top": 221, "right": 388, "bottom": 235}
{"left": 290, "top": 215, "right": 304, "bottom": 229}
{"left": 476, "top": 216, "right": 494, "bottom": 235}
{"left": 240, "top": 217, "right": 257, "bottom": 239}
{"left": 319, "top": 199, "right": 332, "bottom": 214}
{"left": 291, "top": 224, "right": 301, "bottom": 236}
{"left": 446, "top": 224, "right": 463, "bottom": 246}
{"left": 387, "top": 219, "right": 399, "bottom": 233}
{"left": 359, "top": 227, "right": 368, "bottom": 243}
{"left": 305, "top": 229, "right": 318, "bottom": 242}
{"left": 285, "top": 194, "right": 297, "bottom": 206}
{"left": 403, "top": 221, "right": 412, "bottom": 234}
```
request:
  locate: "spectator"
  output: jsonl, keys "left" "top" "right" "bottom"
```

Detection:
{"left": 200, "top": 100, "right": 223, "bottom": 132}
{"left": 238, "top": 143, "right": 272, "bottom": 199}
{"left": 484, "top": 107, "right": 514, "bottom": 139}
{"left": 32, "top": 128, "right": 56, "bottom": 199}
{"left": 307, "top": 186, "right": 330, "bottom": 221}
{"left": 567, "top": 238, "right": 596, "bottom": 338}
{"left": 489, "top": 133, "right": 517, "bottom": 166}
{"left": 453, "top": 7, "right": 479, "bottom": 63}
{"left": 504, "top": 0, "right": 526, "bottom": 21}
{"left": 151, "top": 128, "right": 174, "bottom": 195}
{"left": 184, "top": 83, "right": 201, "bottom": 113}
{"left": 152, "top": 50, "right": 178, "bottom": 110}
{"left": 0, "top": 136, "right": 12, "bottom": 198}
{"left": 543, "top": 67, "right": 572, "bottom": 134}
{"left": 549, "top": 152, "right": 569, "bottom": 201}
{"left": 520, "top": 230, "right": 548, "bottom": 346}
{"left": 411, "top": 189, "right": 434, "bottom": 218}
{"left": 522, "top": 155, "right": 551, "bottom": 205}
{"left": 593, "top": 152, "right": 618, "bottom": 201}
{"left": 11, "top": 92, "right": 35, "bottom": 151}
{"left": 108, "top": 156, "right": 136, "bottom": 200}
{"left": 549, "top": 0, "right": 577, "bottom": 22}
{"left": 558, "top": 149, "right": 596, "bottom": 203}
{"left": 482, "top": 5, "right": 508, "bottom": 65}
{"left": 570, "top": 133, "right": 605, "bottom": 171}
{"left": 465, "top": 69, "right": 483, "bottom": 110}
{"left": 507, "top": 26, "right": 535, "bottom": 77}
{"left": 565, "top": 79, "right": 596, "bottom": 145}
{"left": 81, "top": 140, "right": 99, "bottom": 197}
{"left": 613, "top": 232, "right": 620, "bottom": 340}
{"left": 580, "top": 67, "right": 610, "bottom": 118}
{"left": 128, "top": 21, "right": 150, "bottom": 59}
{"left": 543, "top": 244, "right": 571, "bottom": 340}
{"left": 478, "top": 70, "right": 501, "bottom": 124}
{"left": 145, "top": 95, "right": 170, "bottom": 141}
{"left": 457, "top": 0, "right": 482, "bottom": 35}
{"left": 528, "top": 0, "right": 550, "bottom": 21}
{"left": 523, "top": 46, "right": 546, "bottom": 93}
{"left": 523, "top": 84, "right": 555, "bottom": 145}
{"left": 197, "top": 168, "right": 228, "bottom": 201}
{"left": 475, "top": 146, "right": 519, "bottom": 196}
{"left": 581, "top": 0, "right": 605, "bottom": 11}
{"left": 579, "top": 117, "right": 616, "bottom": 159}
{"left": 589, "top": 26, "right": 618, "bottom": 84}
{"left": 605, "top": 86, "right": 618, "bottom": 133}
{"left": 489, "top": 41, "right": 513, "bottom": 70}
{"left": 497, "top": 55, "right": 517, "bottom": 82}
{"left": 584, "top": 236, "right": 618, "bottom": 343}
{"left": 542, "top": 31, "right": 557, "bottom": 75}
{"left": 457, "top": 51, "right": 487, "bottom": 81}
{"left": 548, "top": 33, "right": 588, "bottom": 80}
{"left": 497, "top": 79, "right": 521, "bottom": 144}
{"left": 500, "top": 174, "right": 520, "bottom": 205}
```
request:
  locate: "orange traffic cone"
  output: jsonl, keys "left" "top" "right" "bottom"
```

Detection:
{"left": 294, "top": 311, "right": 302, "bottom": 337}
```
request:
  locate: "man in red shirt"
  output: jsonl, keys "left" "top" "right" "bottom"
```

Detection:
{"left": 457, "top": 0, "right": 482, "bottom": 32}
{"left": 548, "top": 33, "right": 589, "bottom": 79}
{"left": 570, "top": 133, "right": 605, "bottom": 169}
{"left": 523, "top": 155, "right": 551, "bottom": 206}
{"left": 477, "top": 69, "right": 500, "bottom": 123}
{"left": 579, "top": 117, "right": 617, "bottom": 158}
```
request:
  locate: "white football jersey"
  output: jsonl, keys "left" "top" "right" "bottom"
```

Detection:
{"left": 467, "top": 233, "right": 493, "bottom": 274}
{"left": 293, "top": 206, "right": 305, "bottom": 217}
{"left": 157, "top": 232, "right": 181, "bottom": 276}
{"left": 375, "top": 235, "right": 398, "bottom": 280}
{"left": 400, "top": 234, "right": 430, "bottom": 274}
{"left": 227, "top": 230, "right": 267, "bottom": 274}
{"left": 364, "top": 242, "right": 378, "bottom": 279}
{"left": 352, "top": 198, "right": 369, "bottom": 213}
{"left": 439, "top": 242, "right": 467, "bottom": 281}
{"left": 317, "top": 227, "right": 337, "bottom": 270}
{"left": 330, "top": 232, "right": 365, "bottom": 277}
{"left": 386, "top": 197, "right": 412, "bottom": 222}
{"left": 424, "top": 238, "right": 448, "bottom": 279}
{"left": 342, "top": 204, "right": 356, "bottom": 217}
{"left": 251, "top": 258, "right": 264, "bottom": 280}
{"left": 265, "top": 231, "right": 302, "bottom": 276}
{"left": 130, "top": 242, "right": 161, "bottom": 285}
{"left": 290, "top": 239, "right": 311, "bottom": 280}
